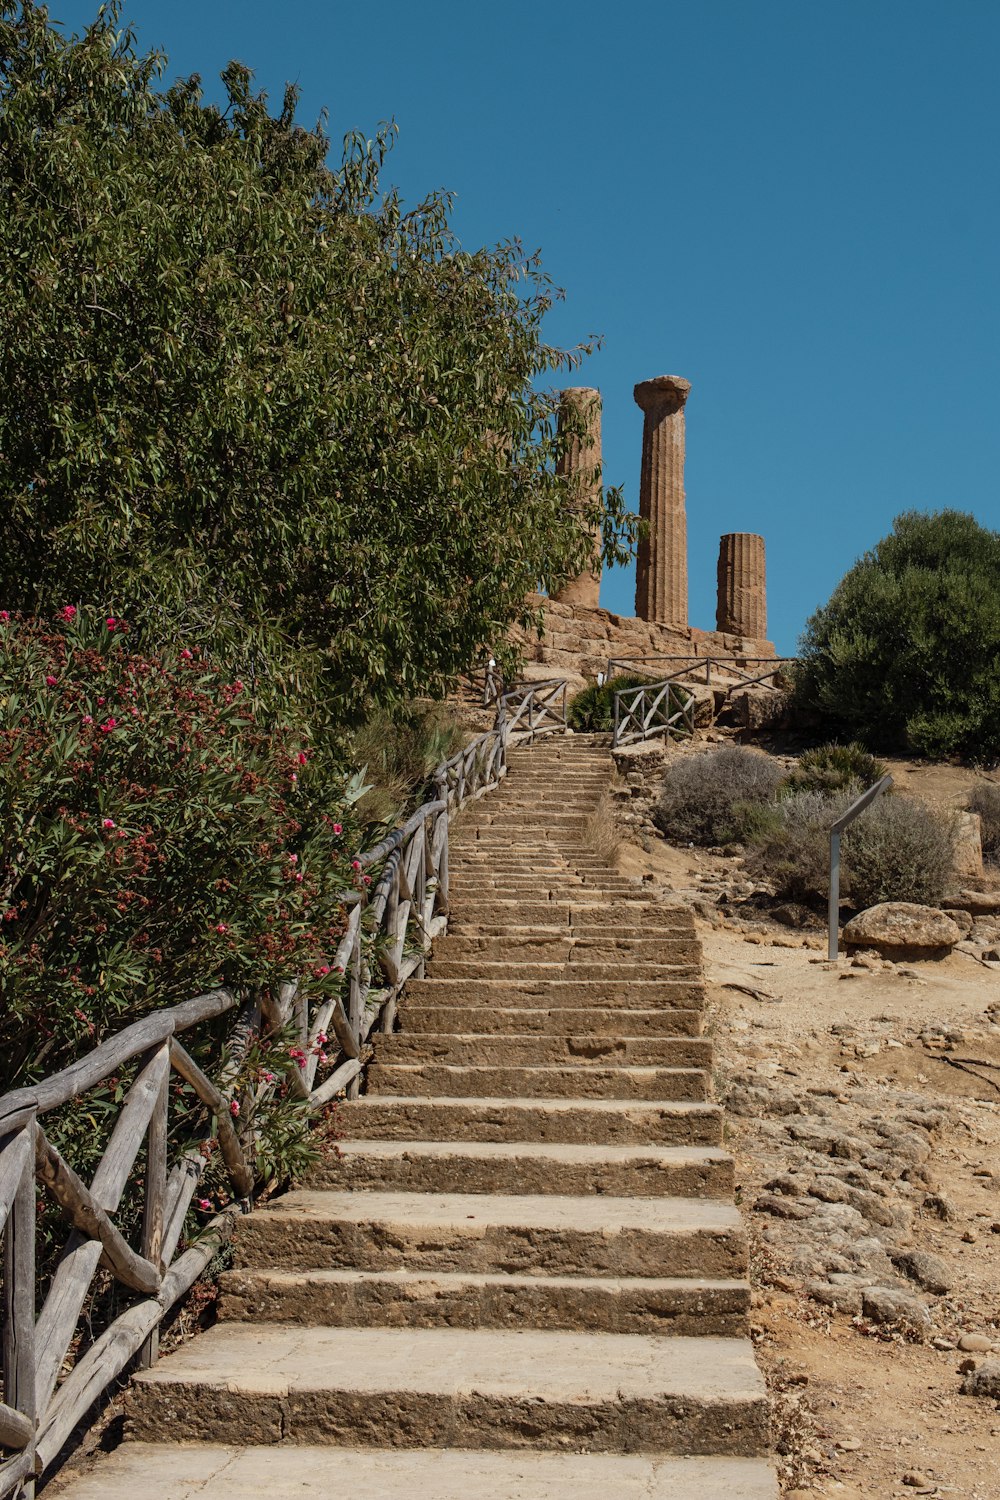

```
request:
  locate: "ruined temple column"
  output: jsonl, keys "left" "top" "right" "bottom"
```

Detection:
{"left": 552, "top": 387, "right": 603, "bottom": 609}
{"left": 716, "top": 532, "right": 767, "bottom": 639}
{"left": 633, "top": 375, "right": 691, "bottom": 627}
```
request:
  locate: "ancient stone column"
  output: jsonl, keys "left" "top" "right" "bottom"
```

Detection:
{"left": 553, "top": 387, "right": 603, "bottom": 609}
{"left": 716, "top": 532, "right": 767, "bottom": 639}
{"left": 633, "top": 375, "right": 691, "bottom": 627}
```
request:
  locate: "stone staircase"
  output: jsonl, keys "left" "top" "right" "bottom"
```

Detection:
{"left": 60, "top": 737, "right": 776, "bottom": 1499}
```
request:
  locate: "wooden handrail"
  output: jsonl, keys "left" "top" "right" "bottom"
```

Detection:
{"left": 0, "top": 684, "right": 563, "bottom": 1496}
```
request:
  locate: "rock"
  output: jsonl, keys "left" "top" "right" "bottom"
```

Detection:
{"left": 770, "top": 902, "right": 820, "bottom": 930}
{"left": 892, "top": 1249, "right": 953, "bottom": 1294}
{"left": 944, "top": 906, "right": 975, "bottom": 937}
{"left": 754, "top": 1192, "right": 815, "bottom": 1220}
{"left": 961, "top": 1359, "right": 1000, "bottom": 1398}
{"left": 723, "top": 685, "right": 791, "bottom": 732}
{"left": 807, "top": 1279, "right": 863, "bottom": 1314}
{"left": 842, "top": 902, "right": 962, "bottom": 960}
{"left": 953, "top": 812, "right": 984, "bottom": 879}
{"left": 958, "top": 1333, "right": 995, "bottom": 1353}
{"left": 861, "top": 1285, "right": 932, "bottom": 1338}
{"left": 923, "top": 1193, "right": 954, "bottom": 1220}
{"left": 944, "top": 889, "right": 1000, "bottom": 915}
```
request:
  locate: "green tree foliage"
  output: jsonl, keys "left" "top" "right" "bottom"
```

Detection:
{"left": 797, "top": 510, "right": 1000, "bottom": 758}
{"left": 0, "top": 3, "right": 637, "bottom": 720}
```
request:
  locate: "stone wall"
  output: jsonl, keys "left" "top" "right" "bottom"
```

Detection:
{"left": 514, "top": 594, "right": 775, "bottom": 693}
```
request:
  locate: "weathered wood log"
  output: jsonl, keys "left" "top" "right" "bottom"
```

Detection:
{"left": 35, "top": 1205, "right": 241, "bottom": 1472}
{"left": 3, "top": 1126, "right": 35, "bottom": 1474}
{"left": 167, "top": 1042, "right": 254, "bottom": 1199}
{"left": 308, "top": 1057, "right": 362, "bottom": 1109}
{"left": 0, "top": 1129, "right": 33, "bottom": 1235}
{"left": 34, "top": 1130, "right": 160, "bottom": 1297}
{"left": 0, "top": 990, "right": 235, "bottom": 1130}
{"left": 138, "top": 1050, "right": 169, "bottom": 1370}
{"left": 34, "top": 1044, "right": 171, "bottom": 1410}
{"left": 0, "top": 1402, "right": 33, "bottom": 1452}
{"left": 0, "top": 1447, "right": 36, "bottom": 1500}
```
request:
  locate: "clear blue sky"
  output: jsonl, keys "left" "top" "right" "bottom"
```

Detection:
{"left": 53, "top": 1, "right": 1000, "bottom": 654}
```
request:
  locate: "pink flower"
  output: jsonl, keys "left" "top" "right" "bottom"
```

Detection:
{"left": 99, "top": 718, "right": 117, "bottom": 733}
{"left": 296, "top": 751, "right": 308, "bottom": 765}
{"left": 0, "top": 611, "right": 9, "bottom": 623}
{"left": 59, "top": 605, "right": 77, "bottom": 621}
{"left": 288, "top": 853, "right": 297, "bottom": 864}
{"left": 318, "top": 1052, "right": 328, "bottom": 1065}
{"left": 45, "top": 674, "right": 58, "bottom": 686}
{"left": 180, "top": 648, "right": 193, "bottom": 660}
{"left": 316, "top": 1031, "right": 328, "bottom": 1045}
{"left": 262, "top": 1071, "right": 276, "bottom": 1085}
{"left": 197, "top": 1198, "right": 211, "bottom": 1212}
{"left": 294, "top": 872, "right": 303, "bottom": 883}
{"left": 351, "top": 860, "right": 361, "bottom": 872}
{"left": 215, "top": 922, "right": 228, "bottom": 935}
{"left": 362, "top": 874, "right": 371, "bottom": 885}
{"left": 82, "top": 714, "right": 93, "bottom": 725}
{"left": 97, "top": 696, "right": 105, "bottom": 705}
{"left": 289, "top": 772, "right": 298, "bottom": 782}
{"left": 229, "top": 1099, "right": 240, "bottom": 1117}
{"left": 315, "top": 965, "right": 330, "bottom": 977}
{"left": 106, "top": 617, "right": 116, "bottom": 631}
{"left": 101, "top": 817, "right": 115, "bottom": 829}
{"left": 332, "top": 823, "right": 342, "bottom": 836}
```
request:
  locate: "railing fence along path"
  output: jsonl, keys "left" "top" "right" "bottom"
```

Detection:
{"left": 612, "top": 680, "right": 696, "bottom": 748}
{"left": 606, "top": 654, "right": 796, "bottom": 693}
{"left": 0, "top": 678, "right": 568, "bottom": 1499}
{"left": 607, "top": 655, "right": 796, "bottom": 749}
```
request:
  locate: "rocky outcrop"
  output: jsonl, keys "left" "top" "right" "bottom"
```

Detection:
{"left": 842, "top": 903, "right": 962, "bottom": 959}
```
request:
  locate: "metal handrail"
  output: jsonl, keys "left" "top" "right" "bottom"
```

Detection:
{"left": 827, "top": 775, "right": 894, "bottom": 961}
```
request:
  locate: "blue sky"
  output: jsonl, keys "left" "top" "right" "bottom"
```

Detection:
{"left": 54, "top": 1, "right": 1000, "bottom": 653}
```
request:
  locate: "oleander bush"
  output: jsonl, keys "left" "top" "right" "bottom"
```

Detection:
{"left": 653, "top": 746, "right": 784, "bottom": 846}
{"left": 0, "top": 608, "right": 363, "bottom": 1101}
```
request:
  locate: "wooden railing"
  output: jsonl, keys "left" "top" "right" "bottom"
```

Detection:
{"left": 0, "top": 685, "right": 563, "bottom": 1498}
{"left": 608, "top": 654, "right": 795, "bottom": 693}
{"left": 612, "top": 679, "right": 696, "bottom": 748}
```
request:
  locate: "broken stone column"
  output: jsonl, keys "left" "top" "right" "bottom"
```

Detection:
{"left": 633, "top": 375, "right": 690, "bottom": 627}
{"left": 553, "top": 387, "right": 603, "bottom": 609}
{"left": 716, "top": 532, "right": 767, "bottom": 639}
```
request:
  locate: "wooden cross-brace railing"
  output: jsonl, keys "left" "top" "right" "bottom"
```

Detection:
{"left": 0, "top": 682, "right": 567, "bottom": 1498}
{"left": 612, "top": 679, "right": 696, "bottom": 748}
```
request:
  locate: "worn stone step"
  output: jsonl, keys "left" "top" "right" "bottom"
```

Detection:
{"left": 446, "top": 921, "right": 697, "bottom": 940}
{"left": 233, "top": 1190, "right": 747, "bottom": 1279}
{"left": 128, "top": 1326, "right": 768, "bottom": 1457}
{"left": 366, "top": 1063, "right": 709, "bottom": 1102}
{"left": 219, "top": 1266, "right": 750, "bottom": 1337}
{"left": 338, "top": 1096, "right": 723, "bottom": 1147}
{"left": 434, "top": 937, "right": 695, "bottom": 962}
{"left": 305, "top": 1139, "right": 734, "bottom": 1198}
{"left": 374, "top": 1032, "right": 712, "bottom": 1069}
{"left": 54, "top": 1443, "right": 780, "bottom": 1500}
{"left": 427, "top": 960, "right": 700, "bottom": 982}
{"left": 402, "top": 978, "right": 705, "bottom": 1006}
{"left": 446, "top": 903, "right": 697, "bottom": 928}
{"left": 396, "top": 1004, "right": 704, "bottom": 1037}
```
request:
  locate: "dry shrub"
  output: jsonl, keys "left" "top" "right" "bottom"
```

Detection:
{"left": 654, "top": 746, "right": 784, "bottom": 846}
{"left": 350, "top": 702, "right": 467, "bottom": 828}
{"left": 747, "top": 787, "right": 955, "bottom": 908}
{"left": 584, "top": 790, "right": 620, "bottom": 865}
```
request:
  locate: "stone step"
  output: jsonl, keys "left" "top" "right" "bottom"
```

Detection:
{"left": 402, "top": 978, "right": 705, "bottom": 1006}
{"left": 233, "top": 1190, "right": 747, "bottom": 1279}
{"left": 446, "top": 921, "right": 696, "bottom": 940}
{"left": 433, "top": 937, "right": 695, "bottom": 962}
{"left": 396, "top": 1005, "right": 704, "bottom": 1037}
{"left": 127, "top": 1326, "right": 769, "bottom": 1457}
{"left": 219, "top": 1266, "right": 750, "bottom": 1337}
{"left": 448, "top": 903, "right": 696, "bottom": 927}
{"left": 338, "top": 1096, "right": 723, "bottom": 1146}
{"left": 56, "top": 1444, "right": 780, "bottom": 1500}
{"left": 374, "top": 1032, "right": 713, "bottom": 1069}
{"left": 305, "top": 1139, "right": 734, "bottom": 1198}
{"left": 426, "top": 960, "right": 700, "bottom": 982}
{"left": 366, "top": 1063, "right": 709, "bottom": 1102}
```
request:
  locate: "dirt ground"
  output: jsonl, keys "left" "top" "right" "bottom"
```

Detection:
{"left": 617, "top": 760, "right": 1000, "bottom": 1499}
